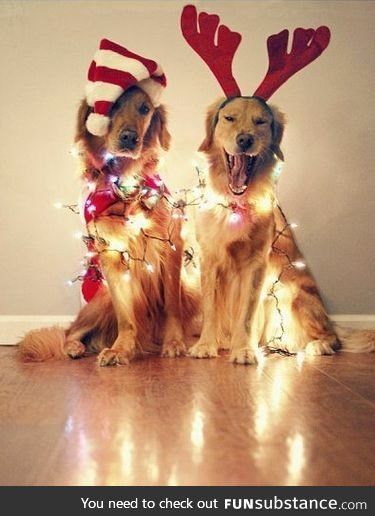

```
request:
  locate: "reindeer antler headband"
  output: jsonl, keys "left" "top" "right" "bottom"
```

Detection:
{"left": 181, "top": 4, "right": 331, "bottom": 100}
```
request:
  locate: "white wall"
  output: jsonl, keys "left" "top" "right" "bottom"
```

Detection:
{"left": 0, "top": 0, "right": 374, "bottom": 317}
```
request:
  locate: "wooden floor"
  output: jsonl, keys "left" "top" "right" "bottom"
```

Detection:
{"left": 0, "top": 346, "right": 374, "bottom": 486}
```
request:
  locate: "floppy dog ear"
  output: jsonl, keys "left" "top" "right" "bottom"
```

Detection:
{"left": 146, "top": 105, "right": 171, "bottom": 150}
{"left": 75, "top": 99, "right": 92, "bottom": 142}
{"left": 269, "top": 104, "right": 286, "bottom": 161}
{"left": 74, "top": 99, "right": 106, "bottom": 169}
{"left": 199, "top": 97, "right": 226, "bottom": 152}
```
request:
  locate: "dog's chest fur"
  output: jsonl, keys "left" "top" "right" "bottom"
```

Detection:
{"left": 196, "top": 196, "right": 274, "bottom": 267}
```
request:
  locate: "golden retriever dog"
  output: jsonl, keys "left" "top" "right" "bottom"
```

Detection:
{"left": 19, "top": 85, "right": 197, "bottom": 365}
{"left": 189, "top": 96, "right": 374, "bottom": 364}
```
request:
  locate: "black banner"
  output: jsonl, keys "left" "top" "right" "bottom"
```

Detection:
{"left": 0, "top": 486, "right": 373, "bottom": 515}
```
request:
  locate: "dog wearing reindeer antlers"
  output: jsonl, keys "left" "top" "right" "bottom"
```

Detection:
{"left": 181, "top": 5, "right": 375, "bottom": 364}
{"left": 19, "top": 39, "right": 197, "bottom": 366}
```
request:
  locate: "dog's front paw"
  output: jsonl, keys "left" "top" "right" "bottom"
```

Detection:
{"left": 161, "top": 339, "right": 186, "bottom": 358}
{"left": 305, "top": 339, "right": 336, "bottom": 356}
{"left": 64, "top": 340, "right": 85, "bottom": 359}
{"left": 97, "top": 347, "right": 134, "bottom": 366}
{"left": 230, "top": 348, "right": 258, "bottom": 365}
{"left": 189, "top": 340, "right": 218, "bottom": 359}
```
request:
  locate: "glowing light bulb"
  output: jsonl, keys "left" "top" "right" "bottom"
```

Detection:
{"left": 87, "top": 205, "right": 96, "bottom": 214}
{"left": 108, "top": 174, "right": 118, "bottom": 184}
{"left": 123, "top": 270, "right": 131, "bottom": 282}
{"left": 272, "top": 161, "right": 284, "bottom": 180}
{"left": 129, "top": 212, "right": 150, "bottom": 233}
{"left": 292, "top": 260, "right": 306, "bottom": 269}
{"left": 256, "top": 195, "right": 273, "bottom": 214}
{"left": 85, "top": 251, "right": 96, "bottom": 259}
{"left": 66, "top": 280, "right": 73, "bottom": 286}
{"left": 172, "top": 212, "right": 180, "bottom": 219}
{"left": 229, "top": 211, "right": 241, "bottom": 224}
{"left": 145, "top": 263, "right": 154, "bottom": 273}
{"left": 53, "top": 201, "right": 63, "bottom": 209}
{"left": 290, "top": 223, "right": 298, "bottom": 229}
{"left": 73, "top": 231, "right": 83, "bottom": 240}
{"left": 69, "top": 145, "right": 79, "bottom": 158}
{"left": 104, "top": 151, "right": 114, "bottom": 162}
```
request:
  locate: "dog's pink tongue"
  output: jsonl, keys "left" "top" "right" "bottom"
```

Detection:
{"left": 230, "top": 154, "right": 248, "bottom": 189}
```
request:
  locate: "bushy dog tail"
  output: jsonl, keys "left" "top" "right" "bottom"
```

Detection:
{"left": 18, "top": 289, "right": 117, "bottom": 362}
{"left": 18, "top": 326, "right": 67, "bottom": 362}
{"left": 334, "top": 324, "right": 375, "bottom": 353}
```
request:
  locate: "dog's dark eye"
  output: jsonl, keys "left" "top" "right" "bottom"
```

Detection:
{"left": 224, "top": 115, "right": 235, "bottom": 122}
{"left": 139, "top": 103, "right": 150, "bottom": 115}
{"left": 255, "top": 119, "right": 266, "bottom": 125}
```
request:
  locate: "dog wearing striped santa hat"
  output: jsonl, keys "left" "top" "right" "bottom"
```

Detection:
{"left": 85, "top": 38, "right": 167, "bottom": 137}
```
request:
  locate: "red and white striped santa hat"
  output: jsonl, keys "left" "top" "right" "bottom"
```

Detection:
{"left": 85, "top": 39, "right": 167, "bottom": 136}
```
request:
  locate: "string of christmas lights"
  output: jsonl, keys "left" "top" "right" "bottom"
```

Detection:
{"left": 56, "top": 147, "right": 306, "bottom": 361}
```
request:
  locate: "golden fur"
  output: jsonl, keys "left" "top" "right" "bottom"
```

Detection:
{"left": 19, "top": 87, "right": 197, "bottom": 365}
{"left": 190, "top": 96, "right": 374, "bottom": 363}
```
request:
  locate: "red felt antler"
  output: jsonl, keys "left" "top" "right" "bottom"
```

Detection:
{"left": 181, "top": 4, "right": 242, "bottom": 97}
{"left": 254, "top": 26, "right": 331, "bottom": 100}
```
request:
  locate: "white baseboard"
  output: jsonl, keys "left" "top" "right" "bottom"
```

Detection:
{"left": 0, "top": 316, "right": 74, "bottom": 345}
{"left": 0, "top": 314, "right": 374, "bottom": 346}
{"left": 330, "top": 314, "right": 375, "bottom": 329}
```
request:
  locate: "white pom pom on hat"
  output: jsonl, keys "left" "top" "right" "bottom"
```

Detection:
{"left": 85, "top": 39, "right": 167, "bottom": 136}
{"left": 86, "top": 113, "right": 111, "bottom": 137}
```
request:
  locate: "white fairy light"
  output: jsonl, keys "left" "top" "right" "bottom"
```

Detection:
{"left": 255, "top": 194, "right": 274, "bottom": 214}
{"left": 158, "top": 156, "right": 166, "bottom": 169}
{"left": 73, "top": 231, "right": 83, "bottom": 240}
{"left": 69, "top": 145, "right": 80, "bottom": 158}
{"left": 129, "top": 212, "right": 150, "bottom": 233}
{"left": 145, "top": 263, "right": 154, "bottom": 273}
{"left": 123, "top": 270, "right": 131, "bottom": 282}
{"left": 87, "top": 205, "right": 96, "bottom": 214}
{"left": 292, "top": 260, "right": 306, "bottom": 269}
{"left": 85, "top": 251, "right": 97, "bottom": 259}
{"left": 290, "top": 222, "right": 298, "bottom": 229}
{"left": 104, "top": 151, "right": 114, "bottom": 162}
{"left": 272, "top": 159, "right": 284, "bottom": 180}
{"left": 53, "top": 201, "right": 63, "bottom": 209}
{"left": 229, "top": 211, "right": 241, "bottom": 224}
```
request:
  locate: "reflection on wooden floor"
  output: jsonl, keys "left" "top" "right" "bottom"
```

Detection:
{"left": 0, "top": 347, "right": 374, "bottom": 485}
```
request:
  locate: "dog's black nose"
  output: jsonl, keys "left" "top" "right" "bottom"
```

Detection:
{"left": 236, "top": 133, "right": 254, "bottom": 151}
{"left": 119, "top": 130, "right": 139, "bottom": 150}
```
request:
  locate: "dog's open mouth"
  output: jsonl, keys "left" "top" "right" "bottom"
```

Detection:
{"left": 225, "top": 152, "right": 257, "bottom": 196}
